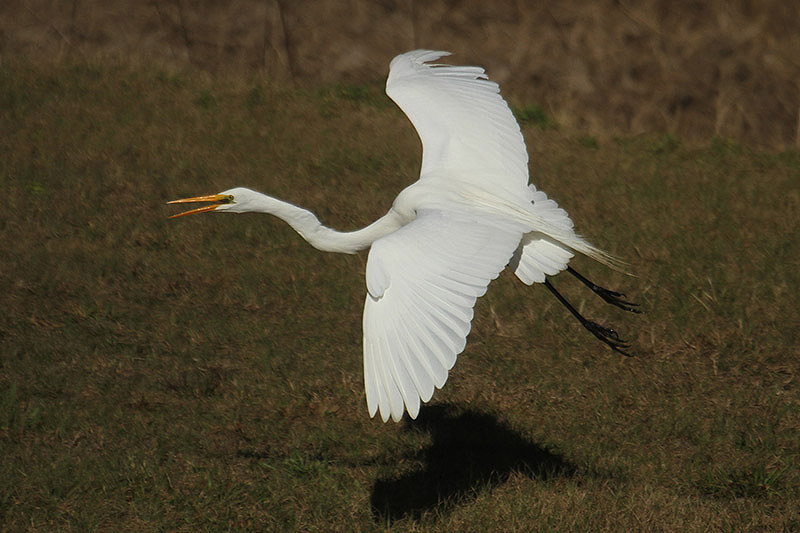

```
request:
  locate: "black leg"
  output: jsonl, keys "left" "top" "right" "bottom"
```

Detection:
{"left": 543, "top": 279, "right": 633, "bottom": 356}
{"left": 567, "top": 266, "right": 641, "bottom": 313}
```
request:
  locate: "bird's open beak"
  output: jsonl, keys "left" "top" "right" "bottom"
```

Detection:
{"left": 167, "top": 194, "right": 234, "bottom": 218}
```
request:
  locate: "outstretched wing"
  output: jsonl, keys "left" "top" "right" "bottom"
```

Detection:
{"left": 386, "top": 50, "right": 529, "bottom": 194}
{"left": 363, "top": 209, "right": 523, "bottom": 422}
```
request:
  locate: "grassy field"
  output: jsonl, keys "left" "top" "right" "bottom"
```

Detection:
{"left": 1, "top": 61, "right": 799, "bottom": 530}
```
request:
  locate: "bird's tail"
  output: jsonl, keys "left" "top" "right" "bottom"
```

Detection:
{"left": 562, "top": 235, "right": 630, "bottom": 274}
{"left": 466, "top": 185, "right": 631, "bottom": 275}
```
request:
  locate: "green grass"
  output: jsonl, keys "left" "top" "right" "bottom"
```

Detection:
{"left": 1, "top": 60, "right": 799, "bottom": 531}
{"left": 512, "top": 103, "right": 557, "bottom": 130}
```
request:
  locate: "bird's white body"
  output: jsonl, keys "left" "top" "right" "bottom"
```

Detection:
{"left": 172, "top": 50, "right": 622, "bottom": 422}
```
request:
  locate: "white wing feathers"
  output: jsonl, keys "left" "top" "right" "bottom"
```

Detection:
{"left": 363, "top": 209, "right": 523, "bottom": 422}
{"left": 510, "top": 186, "right": 576, "bottom": 284}
{"left": 362, "top": 51, "right": 612, "bottom": 421}
{"left": 386, "top": 50, "right": 529, "bottom": 193}
{"left": 385, "top": 50, "right": 619, "bottom": 274}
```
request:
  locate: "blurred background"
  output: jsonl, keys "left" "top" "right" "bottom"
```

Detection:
{"left": 3, "top": 0, "right": 799, "bottom": 148}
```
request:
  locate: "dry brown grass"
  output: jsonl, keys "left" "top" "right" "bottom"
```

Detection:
{"left": 1, "top": 59, "right": 799, "bottom": 530}
{"left": 2, "top": 0, "right": 799, "bottom": 148}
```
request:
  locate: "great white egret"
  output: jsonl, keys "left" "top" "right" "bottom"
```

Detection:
{"left": 169, "top": 50, "right": 639, "bottom": 422}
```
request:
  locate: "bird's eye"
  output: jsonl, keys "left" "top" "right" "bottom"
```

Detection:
{"left": 220, "top": 195, "right": 234, "bottom": 204}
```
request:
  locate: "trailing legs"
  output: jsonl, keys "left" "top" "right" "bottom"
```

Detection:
{"left": 544, "top": 268, "right": 640, "bottom": 356}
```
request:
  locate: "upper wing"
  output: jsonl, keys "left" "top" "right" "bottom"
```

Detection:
{"left": 363, "top": 208, "right": 523, "bottom": 422}
{"left": 386, "top": 50, "right": 529, "bottom": 194}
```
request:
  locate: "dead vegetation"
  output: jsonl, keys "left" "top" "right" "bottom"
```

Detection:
{"left": 2, "top": 0, "right": 798, "bottom": 147}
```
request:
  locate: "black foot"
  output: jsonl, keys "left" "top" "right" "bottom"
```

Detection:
{"left": 543, "top": 279, "right": 634, "bottom": 356}
{"left": 582, "top": 319, "right": 632, "bottom": 357}
{"left": 567, "top": 267, "right": 641, "bottom": 313}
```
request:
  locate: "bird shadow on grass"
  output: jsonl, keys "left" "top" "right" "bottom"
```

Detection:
{"left": 370, "top": 403, "right": 577, "bottom": 523}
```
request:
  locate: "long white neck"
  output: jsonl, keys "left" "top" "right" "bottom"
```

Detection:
{"left": 227, "top": 190, "right": 406, "bottom": 254}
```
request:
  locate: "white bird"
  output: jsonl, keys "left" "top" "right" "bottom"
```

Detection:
{"left": 169, "top": 50, "right": 639, "bottom": 422}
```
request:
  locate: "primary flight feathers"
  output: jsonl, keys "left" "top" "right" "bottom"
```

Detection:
{"left": 386, "top": 50, "right": 529, "bottom": 190}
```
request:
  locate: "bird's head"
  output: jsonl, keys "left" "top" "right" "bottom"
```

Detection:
{"left": 167, "top": 187, "right": 257, "bottom": 218}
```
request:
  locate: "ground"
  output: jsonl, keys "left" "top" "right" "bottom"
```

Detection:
{"left": 1, "top": 13, "right": 799, "bottom": 530}
{"left": 2, "top": 0, "right": 799, "bottom": 147}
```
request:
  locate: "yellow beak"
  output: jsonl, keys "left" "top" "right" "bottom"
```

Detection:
{"left": 167, "top": 194, "right": 233, "bottom": 218}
